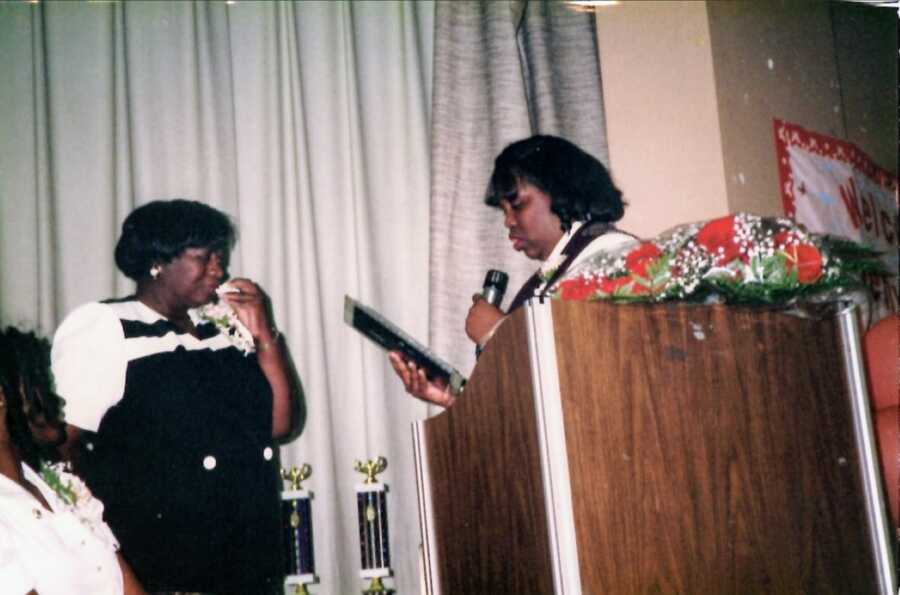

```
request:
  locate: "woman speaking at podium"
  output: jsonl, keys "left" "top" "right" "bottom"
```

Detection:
{"left": 390, "top": 135, "right": 636, "bottom": 407}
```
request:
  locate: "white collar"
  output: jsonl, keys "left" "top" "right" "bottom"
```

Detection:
{"left": 539, "top": 221, "right": 584, "bottom": 278}
{"left": 135, "top": 297, "right": 204, "bottom": 326}
{"left": 0, "top": 462, "right": 60, "bottom": 512}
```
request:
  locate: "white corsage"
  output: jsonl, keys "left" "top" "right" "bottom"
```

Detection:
{"left": 539, "top": 253, "right": 567, "bottom": 282}
{"left": 192, "top": 282, "right": 256, "bottom": 355}
{"left": 39, "top": 461, "right": 120, "bottom": 551}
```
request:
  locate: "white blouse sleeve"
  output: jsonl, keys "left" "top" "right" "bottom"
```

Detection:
{"left": 51, "top": 302, "right": 127, "bottom": 433}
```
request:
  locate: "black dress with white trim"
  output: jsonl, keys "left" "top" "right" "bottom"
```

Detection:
{"left": 52, "top": 297, "right": 284, "bottom": 594}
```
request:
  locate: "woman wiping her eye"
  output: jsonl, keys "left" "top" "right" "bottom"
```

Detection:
{"left": 51, "top": 199, "right": 304, "bottom": 595}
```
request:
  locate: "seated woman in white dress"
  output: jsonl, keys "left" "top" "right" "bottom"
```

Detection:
{"left": 0, "top": 326, "right": 146, "bottom": 595}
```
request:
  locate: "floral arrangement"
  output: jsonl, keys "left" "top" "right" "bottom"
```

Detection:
{"left": 554, "top": 213, "right": 887, "bottom": 306}
{"left": 193, "top": 283, "right": 256, "bottom": 355}
{"left": 40, "top": 461, "right": 119, "bottom": 550}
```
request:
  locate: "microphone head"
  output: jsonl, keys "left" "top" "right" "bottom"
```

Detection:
{"left": 481, "top": 269, "right": 509, "bottom": 308}
{"left": 483, "top": 269, "right": 509, "bottom": 292}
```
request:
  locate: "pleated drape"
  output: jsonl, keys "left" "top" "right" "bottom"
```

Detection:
{"left": 0, "top": 2, "right": 434, "bottom": 593}
{"left": 429, "top": 0, "right": 609, "bottom": 375}
{"left": 1, "top": 0, "right": 609, "bottom": 590}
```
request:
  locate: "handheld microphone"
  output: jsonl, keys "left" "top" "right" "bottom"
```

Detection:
{"left": 481, "top": 269, "right": 509, "bottom": 307}
{"left": 475, "top": 270, "right": 509, "bottom": 358}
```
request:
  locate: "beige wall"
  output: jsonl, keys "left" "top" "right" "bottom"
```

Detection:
{"left": 596, "top": 1, "right": 729, "bottom": 239}
{"left": 597, "top": 0, "right": 897, "bottom": 238}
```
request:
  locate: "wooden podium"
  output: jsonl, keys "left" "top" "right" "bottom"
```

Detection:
{"left": 412, "top": 300, "right": 896, "bottom": 594}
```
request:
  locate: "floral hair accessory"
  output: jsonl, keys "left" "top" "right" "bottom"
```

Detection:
{"left": 554, "top": 213, "right": 887, "bottom": 306}
{"left": 192, "top": 282, "right": 256, "bottom": 355}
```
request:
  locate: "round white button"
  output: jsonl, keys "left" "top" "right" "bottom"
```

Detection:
{"left": 203, "top": 455, "right": 217, "bottom": 470}
{"left": 263, "top": 447, "right": 273, "bottom": 461}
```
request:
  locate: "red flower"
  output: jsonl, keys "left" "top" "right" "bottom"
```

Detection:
{"left": 773, "top": 230, "right": 800, "bottom": 248}
{"left": 775, "top": 230, "right": 823, "bottom": 283}
{"left": 625, "top": 243, "right": 662, "bottom": 278}
{"left": 776, "top": 235, "right": 823, "bottom": 283}
{"left": 598, "top": 276, "right": 631, "bottom": 295}
{"left": 559, "top": 276, "right": 603, "bottom": 301}
{"left": 696, "top": 215, "right": 742, "bottom": 265}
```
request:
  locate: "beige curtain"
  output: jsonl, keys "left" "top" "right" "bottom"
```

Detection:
{"left": 429, "top": 0, "right": 610, "bottom": 376}
{"left": 0, "top": 1, "right": 433, "bottom": 593}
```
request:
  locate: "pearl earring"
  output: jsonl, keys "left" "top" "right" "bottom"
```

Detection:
{"left": 150, "top": 265, "right": 161, "bottom": 279}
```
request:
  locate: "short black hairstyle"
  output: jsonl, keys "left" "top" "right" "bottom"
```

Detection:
{"left": 485, "top": 135, "right": 625, "bottom": 230}
{"left": 114, "top": 199, "right": 237, "bottom": 281}
{"left": 0, "top": 327, "right": 65, "bottom": 470}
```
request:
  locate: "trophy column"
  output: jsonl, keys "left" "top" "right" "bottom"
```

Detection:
{"left": 281, "top": 464, "right": 317, "bottom": 594}
{"left": 355, "top": 457, "right": 393, "bottom": 594}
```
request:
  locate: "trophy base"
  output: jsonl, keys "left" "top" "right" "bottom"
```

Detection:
{"left": 285, "top": 574, "right": 317, "bottom": 594}
{"left": 363, "top": 576, "right": 394, "bottom": 594}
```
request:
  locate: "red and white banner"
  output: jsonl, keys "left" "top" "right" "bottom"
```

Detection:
{"left": 775, "top": 118, "right": 898, "bottom": 323}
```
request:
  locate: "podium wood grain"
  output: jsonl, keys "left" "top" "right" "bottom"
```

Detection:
{"left": 424, "top": 309, "right": 554, "bottom": 594}
{"left": 551, "top": 302, "right": 877, "bottom": 593}
{"left": 421, "top": 301, "right": 882, "bottom": 594}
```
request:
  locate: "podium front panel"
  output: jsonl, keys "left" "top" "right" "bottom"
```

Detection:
{"left": 417, "top": 301, "right": 891, "bottom": 594}
{"left": 550, "top": 301, "right": 883, "bottom": 593}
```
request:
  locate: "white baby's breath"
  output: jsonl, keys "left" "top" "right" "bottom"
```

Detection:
{"left": 539, "top": 254, "right": 567, "bottom": 281}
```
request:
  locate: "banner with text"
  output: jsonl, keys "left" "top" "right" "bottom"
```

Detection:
{"left": 775, "top": 118, "right": 898, "bottom": 324}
